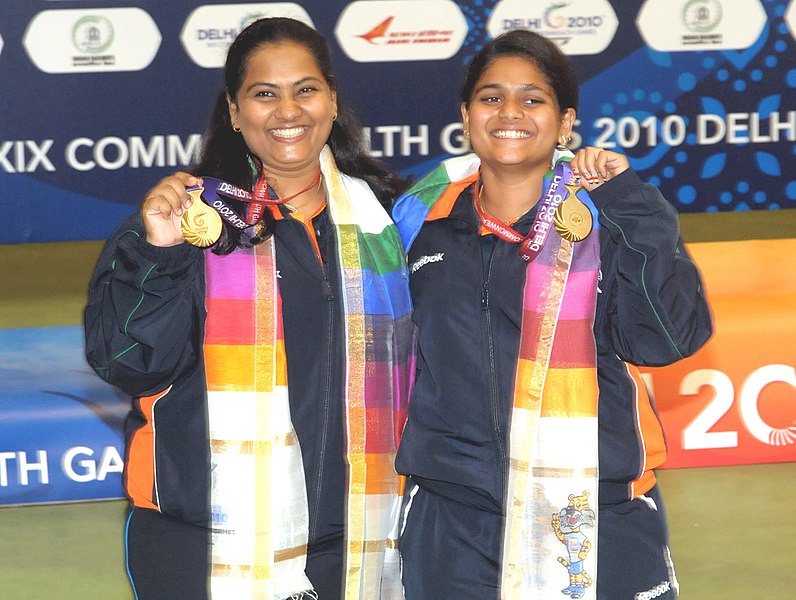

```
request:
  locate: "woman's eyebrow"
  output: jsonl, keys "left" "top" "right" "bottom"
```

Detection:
{"left": 245, "top": 76, "right": 324, "bottom": 92}
{"left": 473, "top": 82, "right": 547, "bottom": 94}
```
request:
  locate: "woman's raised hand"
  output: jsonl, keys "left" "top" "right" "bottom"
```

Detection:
{"left": 141, "top": 172, "right": 202, "bottom": 247}
{"left": 571, "top": 147, "right": 630, "bottom": 193}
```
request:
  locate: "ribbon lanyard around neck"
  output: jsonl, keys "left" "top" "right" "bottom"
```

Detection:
{"left": 247, "top": 169, "right": 322, "bottom": 225}
{"left": 474, "top": 161, "right": 569, "bottom": 262}
{"left": 187, "top": 172, "right": 322, "bottom": 231}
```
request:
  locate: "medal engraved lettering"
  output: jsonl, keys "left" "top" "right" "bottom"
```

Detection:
{"left": 554, "top": 183, "right": 592, "bottom": 242}
{"left": 181, "top": 187, "right": 222, "bottom": 247}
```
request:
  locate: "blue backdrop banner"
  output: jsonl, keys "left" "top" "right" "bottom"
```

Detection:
{"left": 0, "top": 327, "right": 127, "bottom": 505}
{"left": 2, "top": 0, "right": 795, "bottom": 244}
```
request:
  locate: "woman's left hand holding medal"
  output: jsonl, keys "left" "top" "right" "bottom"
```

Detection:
{"left": 141, "top": 172, "right": 203, "bottom": 247}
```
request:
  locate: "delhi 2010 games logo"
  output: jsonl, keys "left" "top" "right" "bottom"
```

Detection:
{"left": 487, "top": 0, "right": 618, "bottom": 56}
{"left": 72, "top": 15, "right": 115, "bottom": 54}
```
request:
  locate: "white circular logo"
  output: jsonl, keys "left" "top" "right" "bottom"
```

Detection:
{"left": 72, "top": 15, "right": 115, "bottom": 54}
{"left": 682, "top": 0, "right": 723, "bottom": 33}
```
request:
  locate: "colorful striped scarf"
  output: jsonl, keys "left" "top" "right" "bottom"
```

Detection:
{"left": 393, "top": 152, "right": 601, "bottom": 599}
{"left": 204, "top": 146, "right": 413, "bottom": 599}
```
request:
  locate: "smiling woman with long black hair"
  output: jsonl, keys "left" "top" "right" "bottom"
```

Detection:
{"left": 85, "top": 17, "right": 412, "bottom": 600}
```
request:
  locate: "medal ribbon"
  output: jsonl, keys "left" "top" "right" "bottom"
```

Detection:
{"left": 474, "top": 160, "right": 570, "bottom": 262}
{"left": 246, "top": 169, "right": 322, "bottom": 225}
{"left": 187, "top": 171, "right": 322, "bottom": 230}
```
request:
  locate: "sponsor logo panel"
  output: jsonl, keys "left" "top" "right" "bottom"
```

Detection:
{"left": 637, "top": 0, "right": 767, "bottom": 51}
{"left": 23, "top": 8, "right": 161, "bottom": 73}
{"left": 786, "top": 0, "right": 796, "bottom": 40}
{"left": 181, "top": 3, "right": 313, "bottom": 69}
{"left": 335, "top": 0, "right": 468, "bottom": 62}
{"left": 487, "top": 0, "right": 618, "bottom": 55}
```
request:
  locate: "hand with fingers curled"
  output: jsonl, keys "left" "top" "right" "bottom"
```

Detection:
{"left": 141, "top": 171, "right": 203, "bottom": 247}
{"left": 570, "top": 147, "right": 630, "bottom": 193}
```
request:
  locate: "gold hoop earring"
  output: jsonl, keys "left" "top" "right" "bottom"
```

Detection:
{"left": 233, "top": 125, "right": 241, "bottom": 133}
{"left": 463, "top": 129, "right": 470, "bottom": 141}
{"left": 556, "top": 134, "right": 571, "bottom": 150}
{"left": 332, "top": 111, "right": 338, "bottom": 122}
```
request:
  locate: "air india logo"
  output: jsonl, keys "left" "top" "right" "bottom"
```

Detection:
{"left": 358, "top": 16, "right": 394, "bottom": 43}
{"left": 335, "top": 0, "right": 467, "bottom": 62}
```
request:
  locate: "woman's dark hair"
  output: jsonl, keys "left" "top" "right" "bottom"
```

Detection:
{"left": 192, "top": 17, "right": 407, "bottom": 254}
{"left": 460, "top": 29, "right": 579, "bottom": 113}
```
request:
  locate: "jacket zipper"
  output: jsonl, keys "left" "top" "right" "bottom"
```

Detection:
{"left": 309, "top": 232, "right": 335, "bottom": 544}
{"left": 481, "top": 242, "right": 508, "bottom": 493}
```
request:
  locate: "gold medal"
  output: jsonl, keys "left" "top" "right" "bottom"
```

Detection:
{"left": 181, "top": 187, "right": 222, "bottom": 247}
{"left": 554, "top": 183, "right": 593, "bottom": 242}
